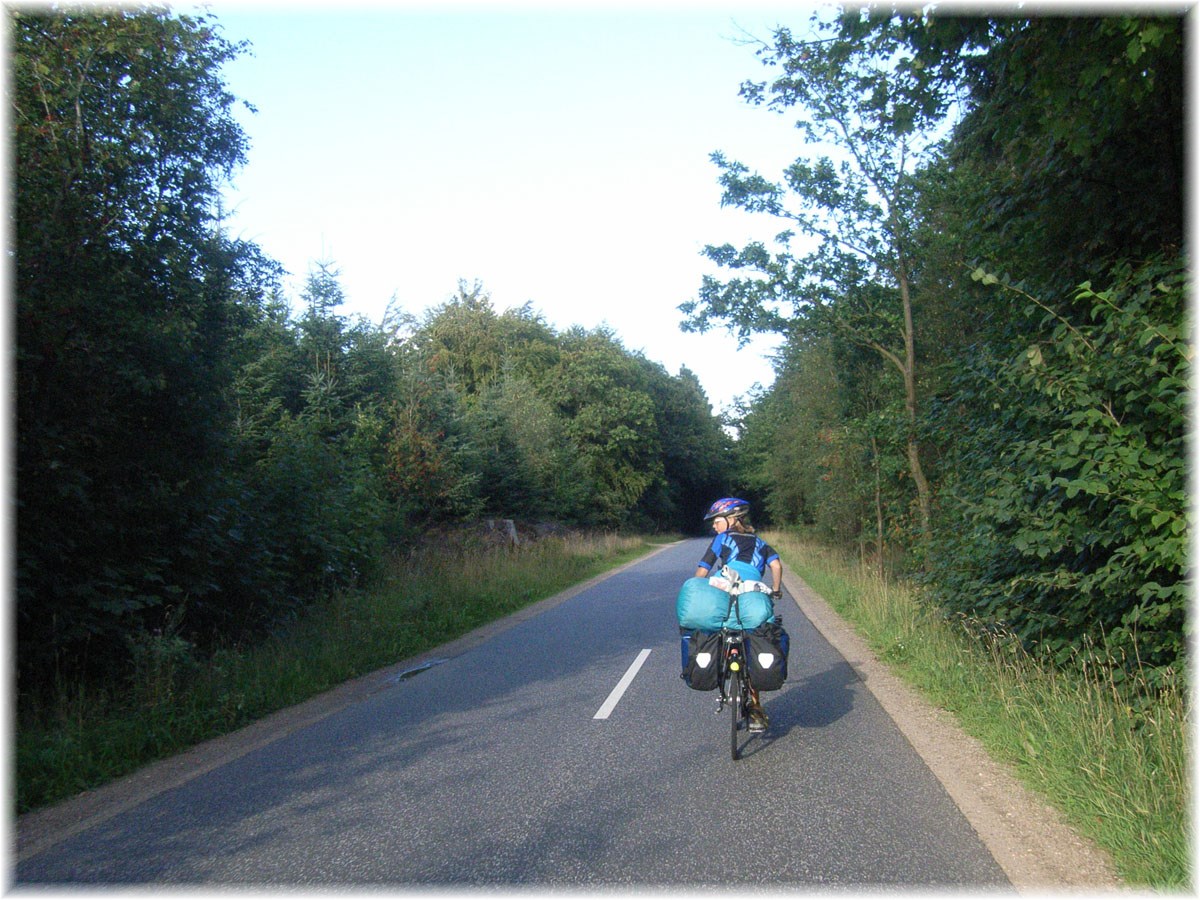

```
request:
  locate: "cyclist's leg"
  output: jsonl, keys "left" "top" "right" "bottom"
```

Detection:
{"left": 748, "top": 685, "right": 769, "bottom": 732}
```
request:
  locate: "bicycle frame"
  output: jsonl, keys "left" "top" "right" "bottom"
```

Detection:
{"left": 714, "top": 592, "right": 753, "bottom": 760}
{"left": 689, "top": 565, "right": 774, "bottom": 760}
{"left": 715, "top": 630, "right": 748, "bottom": 711}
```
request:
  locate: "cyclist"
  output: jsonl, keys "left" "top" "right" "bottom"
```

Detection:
{"left": 694, "top": 497, "right": 783, "bottom": 733}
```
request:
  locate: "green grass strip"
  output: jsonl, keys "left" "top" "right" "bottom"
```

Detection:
{"left": 769, "top": 531, "right": 1190, "bottom": 890}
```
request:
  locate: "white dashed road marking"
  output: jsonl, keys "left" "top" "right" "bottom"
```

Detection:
{"left": 593, "top": 649, "right": 651, "bottom": 720}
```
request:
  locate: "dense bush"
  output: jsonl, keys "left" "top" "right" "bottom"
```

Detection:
{"left": 928, "top": 259, "right": 1188, "bottom": 677}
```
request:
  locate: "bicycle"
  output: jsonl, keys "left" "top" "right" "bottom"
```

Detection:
{"left": 715, "top": 617, "right": 753, "bottom": 760}
{"left": 708, "top": 570, "right": 768, "bottom": 761}
{"left": 679, "top": 564, "right": 782, "bottom": 760}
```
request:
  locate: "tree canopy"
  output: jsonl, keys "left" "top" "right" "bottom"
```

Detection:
{"left": 696, "top": 8, "right": 1187, "bottom": 679}
{"left": 13, "top": 7, "right": 732, "bottom": 699}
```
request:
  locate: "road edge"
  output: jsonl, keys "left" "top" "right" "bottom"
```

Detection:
{"left": 783, "top": 568, "right": 1123, "bottom": 892}
{"left": 14, "top": 541, "right": 678, "bottom": 863}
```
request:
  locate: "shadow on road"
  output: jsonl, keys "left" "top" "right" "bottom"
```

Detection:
{"left": 736, "top": 659, "right": 858, "bottom": 759}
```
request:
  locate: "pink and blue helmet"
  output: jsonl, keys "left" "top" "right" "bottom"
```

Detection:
{"left": 702, "top": 497, "right": 750, "bottom": 522}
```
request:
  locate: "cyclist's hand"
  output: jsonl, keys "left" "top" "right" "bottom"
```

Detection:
{"left": 770, "top": 590, "right": 783, "bottom": 601}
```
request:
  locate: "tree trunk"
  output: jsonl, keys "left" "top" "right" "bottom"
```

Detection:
{"left": 898, "top": 264, "right": 932, "bottom": 538}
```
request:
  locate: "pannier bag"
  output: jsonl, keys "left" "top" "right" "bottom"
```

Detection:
{"left": 675, "top": 577, "right": 774, "bottom": 632}
{"left": 680, "top": 629, "right": 721, "bottom": 690}
{"left": 746, "top": 621, "right": 790, "bottom": 691}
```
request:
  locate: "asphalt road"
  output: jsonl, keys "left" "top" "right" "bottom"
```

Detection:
{"left": 16, "top": 539, "right": 1010, "bottom": 888}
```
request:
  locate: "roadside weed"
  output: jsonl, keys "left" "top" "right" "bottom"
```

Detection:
{"left": 769, "top": 531, "right": 1189, "bottom": 890}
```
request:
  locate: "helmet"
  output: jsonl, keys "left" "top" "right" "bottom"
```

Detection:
{"left": 703, "top": 497, "right": 750, "bottom": 522}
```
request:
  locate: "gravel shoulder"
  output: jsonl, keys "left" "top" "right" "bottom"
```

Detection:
{"left": 786, "top": 570, "right": 1123, "bottom": 891}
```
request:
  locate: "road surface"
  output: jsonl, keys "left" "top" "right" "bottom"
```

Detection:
{"left": 17, "top": 539, "right": 1020, "bottom": 887}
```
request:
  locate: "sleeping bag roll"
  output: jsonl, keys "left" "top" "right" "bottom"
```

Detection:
{"left": 723, "top": 590, "right": 774, "bottom": 630}
{"left": 675, "top": 577, "right": 774, "bottom": 631}
{"left": 676, "top": 577, "right": 729, "bottom": 631}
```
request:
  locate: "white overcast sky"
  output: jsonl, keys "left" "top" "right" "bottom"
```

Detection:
{"left": 207, "top": 2, "right": 820, "bottom": 413}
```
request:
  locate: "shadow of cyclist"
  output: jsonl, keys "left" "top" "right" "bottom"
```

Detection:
{"left": 736, "top": 660, "right": 858, "bottom": 757}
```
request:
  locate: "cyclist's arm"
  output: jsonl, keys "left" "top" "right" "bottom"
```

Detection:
{"left": 767, "top": 557, "right": 782, "bottom": 593}
{"left": 754, "top": 537, "right": 783, "bottom": 592}
{"left": 695, "top": 535, "right": 724, "bottom": 578}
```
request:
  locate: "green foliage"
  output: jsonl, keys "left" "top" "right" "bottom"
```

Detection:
{"left": 929, "top": 259, "right": 1188, "bottom": 676}
{"left": 253, "top": 410, "right": 388, "bottom": 595}
{"left": 682, "top": 8, "right": 952, "bottom": 344}
{"left": 384, "top": 387, "right": 483, "bottom": 527}
{"left": 413, "top": 281, "right": 563, "bottom": 399}
{"left": 461, "top": 376, "right": 586, "bottom": 520}
{"left": 712, "top": 6, "right": 1187, "bottom": 679}
{"left": 415, "top": 280, "right": 510, "bottom": 398}
{"left": 949, "top": 16, "right": 1184, "bottom": 288}
{"left": 14, "top": 5, "right": 256, "bottom": 682}
{"left": 548, "top": 328, "right": 666, "bottom": 528}
{"left": 644, "top": 366, "right": 731, "bottom": 526}
{"left": 11, "top": 6, "right": 249, "bottom": 259}
{"left": 733, "top": 335, "right": 914, "bottom": 550}
{"left": 734, "top": 340, "right": 846, "bottom": 530}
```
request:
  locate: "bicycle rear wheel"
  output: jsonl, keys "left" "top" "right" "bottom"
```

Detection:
{"left": 729, "top": 669, "right": 743, "bottom": 760}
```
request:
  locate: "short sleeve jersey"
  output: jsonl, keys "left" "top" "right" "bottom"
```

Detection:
{"left": 697, "top": 532, "right": 779, "bottom": 578}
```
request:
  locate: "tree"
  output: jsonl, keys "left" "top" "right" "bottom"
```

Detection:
{"left": 415, "top": 280, "right": 507, "bottom": 400}
{"left": 682, "top": 9, "right": 953, "bottom": 536}
{"left": 929, "top": 260, "right": 1188, "bottom": 677}
{"left": 642, "top": 365, "right": 731, "bottom": 528}
{"left": 548, "top": 328, "right": 665, "bottom": 528}
{"left": 461, "top": 375, "right": 584, "bottom": 521}
{"left": 733, "top": 329, "right": 905, "bottom": 555}
{"left": 14, "top": 6, "right": 256, "bottom": 683}
{"left": 297, "top": 260, "right": 350, "bottom": 371}
{"left": 907, "top": 13, "right": 1188, "bottom": 673}
{"left": 946, "top": 16, "right": 1184, "bottom": 291}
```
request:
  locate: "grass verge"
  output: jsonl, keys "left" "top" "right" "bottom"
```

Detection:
{"left": 17, "top": 531, "right": 655, "bottom": 815}
{"left": 768, "top": 531, "right": 1190, "bottom": 890}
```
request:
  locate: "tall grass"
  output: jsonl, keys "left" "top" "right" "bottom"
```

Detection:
{"left": 768, "top": 531, "right": 1191, "bottom": 890}
{"left": 17, "top": 532, "right": 651, "bottom": 815}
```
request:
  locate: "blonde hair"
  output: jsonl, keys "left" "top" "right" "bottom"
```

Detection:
{"left": 730, "top": 515, "right": 754, "bottom": 534}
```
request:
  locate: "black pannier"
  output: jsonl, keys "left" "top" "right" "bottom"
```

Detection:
{"left": 746, "top": 621, "right": 789, "bottom": 691}
{"left": 680, "top": 629, "right": 721, "bottom": 691}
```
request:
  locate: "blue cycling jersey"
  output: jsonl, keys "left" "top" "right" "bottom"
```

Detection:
{"left": 697, "top": 532, "right": 779, "bottom": 578}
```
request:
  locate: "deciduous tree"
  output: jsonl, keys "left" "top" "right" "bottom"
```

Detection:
{"left": 14, "top": 6, "right": 255, "bottom": 681}
{"left": 683, "top": 9, "right": 953, "bottom": 535}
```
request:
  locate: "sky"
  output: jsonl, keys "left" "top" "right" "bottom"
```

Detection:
{"left": 205, "top": 2, "right": 817, "bottom": 415}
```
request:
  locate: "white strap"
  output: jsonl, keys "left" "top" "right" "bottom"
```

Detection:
{"left": 709, "top": 566, "right": 770, "bottom": 596}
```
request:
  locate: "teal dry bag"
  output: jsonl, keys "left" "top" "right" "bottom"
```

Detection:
{"left": 725, "top": 589, "right": 773, "bottom": 630}
{"left": 675, "top": 576, "right": 774, "bottom": 632}
{"left": 676, "top": 577, "right": 731, "bottom": 632}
